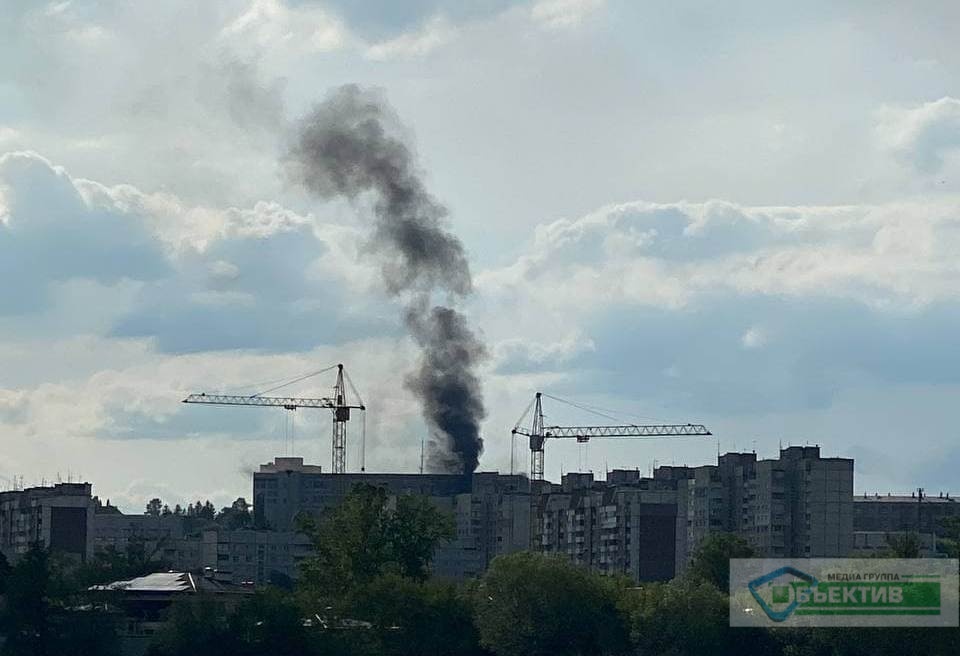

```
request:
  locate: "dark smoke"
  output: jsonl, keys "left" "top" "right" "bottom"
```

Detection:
{"left": 405, "top": 303, "right": 486, "bottom": 474}
{"left": 286, "top": 84, "right": 486, "bottom": 473}
{"left": 286, "top": 85, "right": 471, "bottom": 298}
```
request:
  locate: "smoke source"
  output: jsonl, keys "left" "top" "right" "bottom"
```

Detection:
{"left": 286, "top": 84, "right": 486, "bottom": 473}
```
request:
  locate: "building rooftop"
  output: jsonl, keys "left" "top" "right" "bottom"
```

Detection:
{"left": 92, "top": 571, "right": 253, "bottom": 595}
{"left": 855, "top": 494, "right": 956, "bottom": 504}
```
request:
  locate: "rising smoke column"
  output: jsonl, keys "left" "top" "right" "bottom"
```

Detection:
{"left": 286, "top": 84, "right": 486, "bottom": 473}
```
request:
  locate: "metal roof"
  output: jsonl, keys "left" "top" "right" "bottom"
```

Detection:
{"left": 94, "top": 572, "right": 195, "bottom": 593}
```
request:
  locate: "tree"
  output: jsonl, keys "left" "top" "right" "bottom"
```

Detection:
{"left": 619, "top": 578, "right": 773, "bottom": 656}
{"left": 298, "top": 484, "right": 454, "bottom": 602}
{"left": 145, "top": 497, "right": 163, "bottom": 516}
{"left": 938, "top": 516, "right": 960, "bottom": 558}
{"left": 386, "top": 495, "right": 456, "bottom": 581}
{"left": 472, "top": 552, "right": 629, "bottom": 656}
{"left": 0, "top": 545, "right": 119, "bottom": 656}
{"left": 345, "top": 574, "right": 483, "bottom": 656}
{"left": 200, "top": 500, "right": 217, "bottom": 521}
{"left": 162, "top": 504, "right": 172, "bottom": 517}
{"left": 883, "top": 532, "right": 922, "bottom": 558}
{"left": 0, "top": 545, "right": 56, "bottom": 655}
{"left": 686, "top": 532, "right": 754, "bottom": 593}
{"left": 216, "top": 498, "right": 253, "bottom": 530}
{"left": 173, "top": 504, "right": 184, "bottom": 516}
{"left": 79, "top": 536, "right": 169, "bottom": 587}
{"left": 228, "top": 589, "right": 312, "bottom": 656}
{"left": 0, "top": 551, "right": 10, "bottom": 594}
{"left": 147, "top": 596, "right": 237, "bottom": 656}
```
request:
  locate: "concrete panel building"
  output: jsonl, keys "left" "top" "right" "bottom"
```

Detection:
{"left": 678, "top": 446, "right": 854, "bottom": 563}
{"left": 200, "top": 529, "right": 314, "bottom": 586}
{"left": 533, "top": 472, "right": 679, "bottom": 581}
{"left": 0, "top": 483, "right": 95, "bottom": 562}
{"left": 853, "top": 490, "right": 960, "bottom": 556}
{"left": 252, "top": 457, "right": 529, "bottom": 580}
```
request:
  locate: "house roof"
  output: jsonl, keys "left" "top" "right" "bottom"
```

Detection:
{"left": 94, "top": 571, "right": 196, "bottom": 593}
{"left": 91, "top": 571, "right": 253, "bottom": 595}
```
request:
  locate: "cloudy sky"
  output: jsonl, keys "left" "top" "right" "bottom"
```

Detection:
{"left": 2, "top": 0, "right": 960, "bottom": 511}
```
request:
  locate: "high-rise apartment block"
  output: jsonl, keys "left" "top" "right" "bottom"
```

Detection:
{"left": 680, "top": 446, "right": 854, "bottom": 563}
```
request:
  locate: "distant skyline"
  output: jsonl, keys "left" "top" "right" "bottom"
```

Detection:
{"left": 2, "top": 0, "right": 960, "bottom": 511}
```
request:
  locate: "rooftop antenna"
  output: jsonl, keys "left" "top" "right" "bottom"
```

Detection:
{"left": 419, "top": 436, "right": 425, "bottom": 475}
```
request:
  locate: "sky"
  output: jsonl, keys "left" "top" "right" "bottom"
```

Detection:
{"left": 2, "top": 0, "right": 960, "bottom": 511}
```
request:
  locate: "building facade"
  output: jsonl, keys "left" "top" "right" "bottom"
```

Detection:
{"left": 532, "top": 472, "right": 679, "bottom": 581}
{"left": 200, "top": 528, "right": 314, "bottom": 586}
{"left": 853, "top": 490, "right": 960, "bottom": 556}
{"left": 0, "top": 482, "right": 95, "bottom": 562}
{"left": 252, "top": 457, "right": 529, "bottom": 580}
{"left": 679, "top": 446, "right": 854, "bottom": 562}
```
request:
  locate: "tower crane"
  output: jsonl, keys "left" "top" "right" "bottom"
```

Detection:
{"left": 183, "top": 363, "right": 365, "bottom": 474}
{"left": 511, "top": 392, "right": 712, "bottom": 481}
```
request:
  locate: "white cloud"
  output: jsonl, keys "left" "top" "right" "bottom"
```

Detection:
{"left": 365, "top": 16, "right": 458, "bottom": 61}
{"left": 530, "top": 0, "right": 604, "bottom": 30}
{"left": 876, "top": 97, "right": 960, "bottom": 173}
{"left": 219, "top": 0, "right": 348, "bottom": 55}
{"left": 494, "top": 331, "right": 595, "bottom": 373}
{"left": 481, "top": 199, "right": 960, "bottom": 314}
{"left": 740, "top": 326, "right": 766, "bottom": 350}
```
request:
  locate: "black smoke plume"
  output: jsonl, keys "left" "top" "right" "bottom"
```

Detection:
{"left": 286, "top": 84, "right": 486, "bottom": 473}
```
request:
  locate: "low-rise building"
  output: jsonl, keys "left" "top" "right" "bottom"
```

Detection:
{"left": 853, "top": 490, "right": 960, "bottom": 556}
{"left": 200, "top": 528, "right": 314, "bottom": 586}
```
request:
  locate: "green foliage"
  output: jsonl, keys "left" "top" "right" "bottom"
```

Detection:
{"left": 938, "top": 516, "right": 960, "bottom": 558}
{"left": 386, "top": 495, "right": 456, "bottom": 581}
{"left": 881, "top": 532, "right": 922, "bottom": 558}
{"left": 473, "top": 552, "right": 629, "bottom": 656}
{"left": 686, "top": 532, "right": 754, "bottom": 593}
{"left": 0, "top": 551, "right": 10, "bottom": 594}
{"left": 774, "top": 626, "right": 960, "bottom": 656}
{"left": 216, "top": 497, "right": 253, "bottom": 530}
{"left": 79, "top": 536, "right": 169, "bottom": 587}
{"left": 297, "top": 484, "right": 454, "bottom": 603}
{"left": 147, "top": 596, "right": 237, "bottom": 656}
{"left": 619, "top": 578, "right": 773, "bottom": 656}
{"left": 0, "top": 545, "right": 119, "bottom": 656}
{"left": 345, "top": 574, "right": 483, "bottom": 656}
{"left": 228, "top": 589, "right": 314, "bottom": 656}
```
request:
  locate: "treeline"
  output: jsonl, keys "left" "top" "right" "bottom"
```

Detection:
{"left": 139, "top": 496, "right": 254, "bottom": 530}
{"left": 1, "top": 484, "right": 959, "bottom": 656}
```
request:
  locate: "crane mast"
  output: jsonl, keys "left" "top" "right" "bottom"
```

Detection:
{"left": 512, "top": 392, "right": 712, "bottom": 481}
{"left": 183, "top": 363, "right": 365, "bottom": 474}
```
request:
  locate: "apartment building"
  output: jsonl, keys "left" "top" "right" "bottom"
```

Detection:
{"left": 200, "top": 528, "right": 314, "bottom": 586}
{"left": 853, "top": 490, "right": 960, "bottom": 556}
{"left": 0, "top": 482, "right": 95, "bottom": 562}
{"left": 252, "top": 457, "right": 529, "bottom": 580}
{"left": 532, "top": 471, "right": 679, "bottom": 581}
{"left": 679, "top": 446, "right": 854, "bottom": 562}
